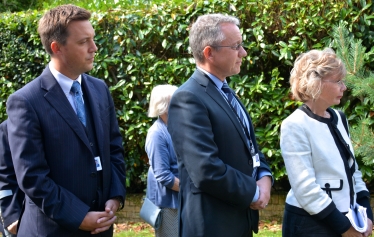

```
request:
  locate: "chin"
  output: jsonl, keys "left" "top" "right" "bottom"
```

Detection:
{"left": 86, "top": 65, "right": 94, "bottom": 72}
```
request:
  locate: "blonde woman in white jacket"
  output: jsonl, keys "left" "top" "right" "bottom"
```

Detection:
{"left": 280, "top": 48, "right": 373, "bottom": 237}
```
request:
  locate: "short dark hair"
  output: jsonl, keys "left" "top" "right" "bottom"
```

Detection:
{"left": 38, "top": 4, "right": 91, "bottom": 55}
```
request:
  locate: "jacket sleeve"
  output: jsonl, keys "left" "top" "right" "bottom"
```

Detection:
{"left": 104, "top": 85, "right": 126, "bottom": 201}
{"left": 0, "top": 121, "right": 24, "bottom": 229}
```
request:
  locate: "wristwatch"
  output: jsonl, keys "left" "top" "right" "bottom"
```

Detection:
{"left": 114, "top": 196, "right": 124, "bottom": 210}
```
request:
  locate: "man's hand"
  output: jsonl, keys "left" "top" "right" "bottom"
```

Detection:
{"left": 7, "top": 220, "right": 18, "bottom": 234}
{"left": 250, "top": 176, "right": 271, "bottom": 210}
{"left": 105, "top": 198, "right": 120, "bottom": 213}
{"left": 88, "top": 198, "right": 121, "bottom": 234}
{"left": 79, "top": 211, "right": 116, "bottom": 234}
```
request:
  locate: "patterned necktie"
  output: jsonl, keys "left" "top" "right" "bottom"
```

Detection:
{"left": 71, "top": 81, "right": 86, "bottom": 126}
{"left": 221, "top": 82, "right": 248, "bottom": 131}
{"left": 222, "top": 82, "right": 258, "bottom": 177}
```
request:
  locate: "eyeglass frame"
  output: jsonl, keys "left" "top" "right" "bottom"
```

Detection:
{"left": 210, "top": 43, "right": 244, "bottom": 51}
{"left": 323, "top": 79, "right": 346, "bottom": 86}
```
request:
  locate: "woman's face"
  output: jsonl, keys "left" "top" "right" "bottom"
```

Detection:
{"left": 319, "top": 73, "right": 347, "bottom": 107}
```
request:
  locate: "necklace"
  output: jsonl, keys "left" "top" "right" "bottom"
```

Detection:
{"left": 323, "top": 111, "right": 330, "bottom": 118}
{"left": 303, "top": 104, "right": 330, "bottom": 118}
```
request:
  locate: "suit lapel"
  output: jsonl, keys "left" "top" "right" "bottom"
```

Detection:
{"left": 81, "top": 75, "right": 104, "bottom": 156}
{"left": 193, "top": 70, "right": 252, "bottom": 152}
{"left": 41, "top": 67, "right": 92, "bottom": 151}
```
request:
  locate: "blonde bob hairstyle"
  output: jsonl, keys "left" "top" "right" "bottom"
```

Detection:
{"left": 148, "top": 85, "right": 178, "bottom": 118}
{"left": 290, "top": 48, "right": 346, "bottom": 102}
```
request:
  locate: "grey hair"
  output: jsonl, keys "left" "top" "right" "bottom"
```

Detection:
{"left": 290, "top": 48, "right": 347, "bottom": 102}
{"left": 148, "top": 85, "right": 178, "bottom": 117}
{"left": 189, "top": 13, "right": 240, "bottom": 64}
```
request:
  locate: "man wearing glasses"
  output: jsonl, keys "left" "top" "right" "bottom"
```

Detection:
{"left": 167, "top": 13, "right": 273, "bottom": 237}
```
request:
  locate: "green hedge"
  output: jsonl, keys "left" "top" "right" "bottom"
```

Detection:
{"left": 1, "top": 0, "right": 374, "bottom": 192}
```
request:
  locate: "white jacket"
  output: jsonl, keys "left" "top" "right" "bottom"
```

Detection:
{"left": 280, "top": 106, "right": 368, "bottom": 215}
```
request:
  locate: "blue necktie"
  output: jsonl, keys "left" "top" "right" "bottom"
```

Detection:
{"left": 222, "top": 82, "right": 258, "bottom": 176}
{"left": 71, "top": 81, "right": 86, "bottom": 126}
{"left": 221, "top": 82, "right": 248, "bottom": 132}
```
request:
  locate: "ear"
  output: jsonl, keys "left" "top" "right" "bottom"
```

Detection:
{"left": 50, "top": 41, "right": 61, "bottom": 54}
{"left": 202, "top": 46, "right": 214, "bottom": 61}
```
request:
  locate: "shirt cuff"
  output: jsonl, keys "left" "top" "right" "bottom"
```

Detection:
{"left": 251, "top": 185, "right": 259, "bottom": 203}
{"left": 257, "top": 169, "right": 273, "bottom": 185}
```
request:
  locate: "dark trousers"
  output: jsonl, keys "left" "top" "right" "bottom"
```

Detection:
{"left": 282, "top": 208, "right": 341, "bottom": 237}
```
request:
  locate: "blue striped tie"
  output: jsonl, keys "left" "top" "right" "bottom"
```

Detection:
{"left": 71, "top": 81, "right": 86, "bottom": 126}
{"left": 222, "top": 82, "right": 257, "bottom": 176}
{"left": 221, "top": 82, "right": 248, "bottom": 131}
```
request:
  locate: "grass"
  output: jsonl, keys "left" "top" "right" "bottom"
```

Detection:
{"left": 0, "top": 221, "right": 281, "bottom": 237}
{"left": 113, "top": 221, "right": 282, "bottom": 237}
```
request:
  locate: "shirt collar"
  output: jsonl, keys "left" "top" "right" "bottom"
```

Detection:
{"left": 49, "top": 63, "right": 82, "bottom": 97}
{"left": 197, "top": 66, "right": 227, "bottom": 90}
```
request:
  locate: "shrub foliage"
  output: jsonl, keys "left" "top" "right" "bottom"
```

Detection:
{"left": 1, "top": 0, "right": 373, "bottom": 192}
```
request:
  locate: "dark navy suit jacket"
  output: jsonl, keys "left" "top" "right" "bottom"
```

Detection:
{"left": 0, "top": 120, "right": 24, "bottom": 236}
{"left": 168, "top": 70, "right": 272, "bottom": 237}
{"left": 6, "top": 66, "right": 126, "bottom": 236}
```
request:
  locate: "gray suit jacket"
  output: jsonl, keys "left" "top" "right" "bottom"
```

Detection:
{"left": 168, "top": 70, "right": 271, "bottom": 237}
{"left": 6, "top": 66, "right": 126, "bottom": 236}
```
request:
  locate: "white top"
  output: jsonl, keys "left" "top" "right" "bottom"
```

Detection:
{"left": 280, "top": 106, "right": 368, "bottom": 215}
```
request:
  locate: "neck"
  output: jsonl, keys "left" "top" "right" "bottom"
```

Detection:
{"left": 304, "top": 101, "right": 330, "bottom": 118}
{"left": 50, "top": 60, "right": 79, "bottom": 80}
{"left": 197, "top": 65, "right": 225, "bottom": 82}
{"left": 159, "top": 114, "right": 168, "bottom": 125}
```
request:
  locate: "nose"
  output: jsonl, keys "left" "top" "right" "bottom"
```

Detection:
{"left": 90, "top": 40, "right": 98, "bottom": 52}
{"left": 341, "top": 82, "right": 347, "bottom": 91}
{"left": 239, "top": 45, "right": 247, "bottom": 57}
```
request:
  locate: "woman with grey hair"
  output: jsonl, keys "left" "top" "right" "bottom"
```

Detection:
{"left": 145, "top": 84, "right": 179, "bottom": 237}
{"left": 280, "top": 48, "right": 373, "bottom": 237}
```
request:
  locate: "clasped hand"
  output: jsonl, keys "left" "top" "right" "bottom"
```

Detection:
{"left": 250, "top": 176, "right": 271, "bottom": 210}
{"left": 79, "top": 198, "right": 120, "bottom": 234}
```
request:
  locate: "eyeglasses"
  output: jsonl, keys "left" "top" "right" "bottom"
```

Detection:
{"left": 211, "top": 43, "right": 244, "bottom": 51}
{"left": 324, "top": 79, "right": 346, "bottom": 86}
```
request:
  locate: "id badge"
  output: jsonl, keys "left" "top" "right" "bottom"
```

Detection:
{"left": 94, "top": 156, "right": 103, "bottom": 171}
{"left": 252, "top": 153, "right": 260, "bottom": 168}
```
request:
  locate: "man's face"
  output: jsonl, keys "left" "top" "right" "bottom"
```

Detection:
{"left": 55, "top": 20, "right": 97, "bottom": 79}
{"left": 208, "top": 23, "right": 247, "bottom": 81}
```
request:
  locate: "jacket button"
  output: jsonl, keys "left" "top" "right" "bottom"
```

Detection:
{"left": 90, "top": 172, "right": 96, "bottom": 177}
{"left": 248, "top": 160, "right": 253, "bottom": 166}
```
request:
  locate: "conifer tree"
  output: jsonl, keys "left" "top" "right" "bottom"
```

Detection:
{"left": 332, "top": 23, "right": 374, "bottom": 178}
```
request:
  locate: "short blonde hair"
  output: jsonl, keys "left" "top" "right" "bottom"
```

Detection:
{"left": 290, "top": 48, "right": 346, "bottom": 102}
{"left": 148, "top": 85, "right": 178, "bottom": 117}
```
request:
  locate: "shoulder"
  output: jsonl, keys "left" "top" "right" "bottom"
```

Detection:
{"left": 83, "top": 74, "right": 107, "bottom": 87}
{"left": 147, "top": 120, "right": 167, "bottom": 138}
{"left": 8, "top": 78, "right": 42, "bottom": 104}
{"left": 282, "top": 108, "right": 308, "bottom": 127}
{"left": 177, "top": 70, "right": 210, "bottom": 92}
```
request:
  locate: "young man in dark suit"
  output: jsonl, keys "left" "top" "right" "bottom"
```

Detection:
{"left": 167, "top": 13, "right": 272, "bottom": 237}
{"left": 6, "top": 5, "right": 126, "bottom": 236}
